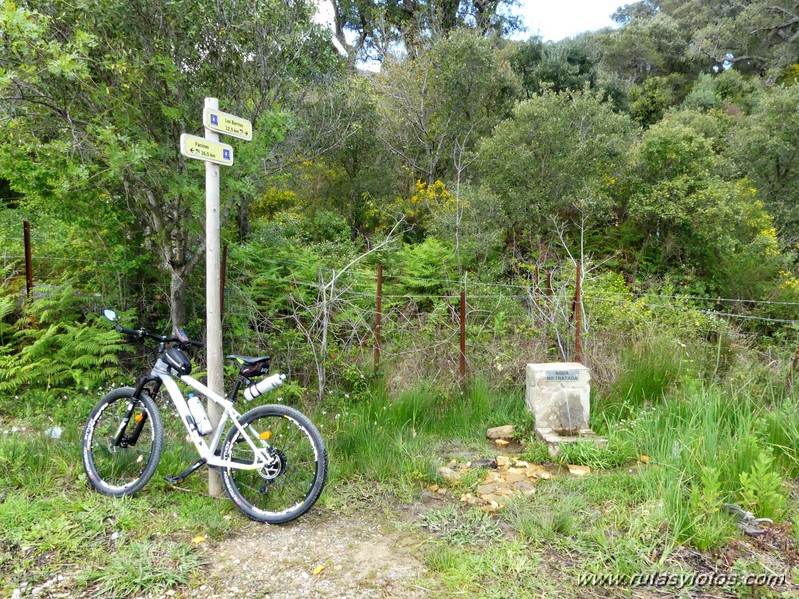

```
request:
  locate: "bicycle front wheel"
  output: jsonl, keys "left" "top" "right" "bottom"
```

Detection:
{"left": 82, "top": 387, "right": 163, "bottom": 497}
{"left": 220, "top": 404, "right": 327, "bottom": 524}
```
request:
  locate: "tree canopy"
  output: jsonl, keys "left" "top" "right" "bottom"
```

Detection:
{"left": 2, "top": 0, "right": 798, "bottom": 393}
{"left": 1, "top": 0, "right": 337, "bottom": 327}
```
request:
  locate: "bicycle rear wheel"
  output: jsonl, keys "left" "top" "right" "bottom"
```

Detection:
{"left": 82, "top": 387, "right": 163, "bottom": 497}
{"left": 220, "top": 404, "right": 327, "bottom": 524}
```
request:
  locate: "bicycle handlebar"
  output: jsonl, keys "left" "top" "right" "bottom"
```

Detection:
{"left": 114, "top": 325, "right": 205, "bottom": 349}
{"left": 115, "top": 325, "right": 144, "bottom": 338}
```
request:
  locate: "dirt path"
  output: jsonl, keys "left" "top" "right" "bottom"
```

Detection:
{"left": 197, "top": 508, "right": 433, "bottom": 598}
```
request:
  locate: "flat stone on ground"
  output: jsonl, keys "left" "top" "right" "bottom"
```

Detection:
{"left": 486, "top": 425, "right": 516, "bottom": 440}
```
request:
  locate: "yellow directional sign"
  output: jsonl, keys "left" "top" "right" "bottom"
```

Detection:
{"left": 180, "top": 134, "right": 234, "bottom": 166}
{"left": 203, "top": 108, "right": 252, "bottom": 141}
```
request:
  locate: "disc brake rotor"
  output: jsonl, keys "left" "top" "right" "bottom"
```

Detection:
{"left": 259, "top": 448, "right": 287, "bottom": 480}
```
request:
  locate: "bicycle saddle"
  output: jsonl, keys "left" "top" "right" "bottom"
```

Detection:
{"left": 226, "top": 354, "right": 270, "bottom": 364}
{"left": 227, "top": 354, "right": 270, "bottom": 377}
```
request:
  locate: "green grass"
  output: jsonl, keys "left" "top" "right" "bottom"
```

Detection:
{"left": 418, "top": 370, "right": 799, "bottom": 596}
{"left": 503, "top": 492, "right": 580, "bottom": 543}
{"left": 423, "top": 540, "right": 546, "bottom": 597}
{"left": 78, "top": 540, "right": 204, "bottom": 597}
{"left": 2, "top": 366, "right": 798, "bottom": 598}
{"left": 763, "top": 395, "right": 799, "bottom": 477}
{"left": 421, "top": 505, "right": 504, "bottom": 546}
{"left": 0, "top": 394, "right": 237, "bottom": 598}
{"left": 595, "top": 334, "right": 686, "bottom": 421}
{"left": 324, "top": 378, "right": 527, "bottom": 500}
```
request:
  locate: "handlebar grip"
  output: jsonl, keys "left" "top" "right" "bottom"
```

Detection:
{"left": 189, "top": 340, "right": 205, "bottom": 348}
{"left": 116, "top": 325, "right": 143, "bottom": 338}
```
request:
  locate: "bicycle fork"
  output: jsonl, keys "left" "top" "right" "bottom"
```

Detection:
{"left": 112, "top": 400, "right": 148, "bottom": 448}
{"left": 112, "top": 377, "right": 159, "bottom": 448}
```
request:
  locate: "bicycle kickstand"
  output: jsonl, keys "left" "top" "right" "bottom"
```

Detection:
{"left": 164, "top": 458, "right": 207, "bottom": 485}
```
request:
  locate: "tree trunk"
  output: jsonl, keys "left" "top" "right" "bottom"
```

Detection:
{"left": 159, "top": 221, "right": 204, "bottom": 332}
{"left": 169, "top": 267, "right": 187, "bottom": 330}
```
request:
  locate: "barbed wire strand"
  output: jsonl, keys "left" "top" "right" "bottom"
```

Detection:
{"left": 12, "top": 247, "right": 799, "bottom": 327}
{"left": 587, "top": 296, "right": 799, "bottom": 325}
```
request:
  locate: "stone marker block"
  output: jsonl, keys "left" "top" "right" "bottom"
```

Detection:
{"left": 526, "top": 362, "right": 606, "bottom": 456}
{"left": 535, "top": 427, "right": 608, "bottom": 457}
{"left": 526, "top": 362, "right": 591, "bottom": 431}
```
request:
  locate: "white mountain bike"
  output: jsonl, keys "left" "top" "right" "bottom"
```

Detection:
{"left": 81, "top": 309, "right": 327, "bottom": 524}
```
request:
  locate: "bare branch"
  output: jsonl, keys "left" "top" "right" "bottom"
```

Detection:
{"left": 323, "top": 217, "right": 405, "bottom": 291}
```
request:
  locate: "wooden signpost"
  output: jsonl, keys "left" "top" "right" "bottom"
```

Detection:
{"left": 180, "top": 97, "right": 252, "bottom": 496}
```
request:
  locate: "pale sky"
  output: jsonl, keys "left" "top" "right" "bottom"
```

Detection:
{"left": 312, "top": 0, "right": 626, "bottom": 54}
{"left": 516, "top": 0, "right": 625, "bottom": 41}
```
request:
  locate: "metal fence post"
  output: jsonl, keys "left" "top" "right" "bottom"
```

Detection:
{"left": 374, "top": 263, "right": 383, "bottom": 372}
{"left": 460, "top": 288, "right": 467, "bottom": 379}
{"left": 23, "top": 220, "right": 32, "bottom": 298}
{"left": 575, "top": 261, "right": 583, "bottom": 364}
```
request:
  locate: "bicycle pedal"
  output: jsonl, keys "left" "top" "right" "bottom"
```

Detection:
{"left": 164, "top": 475, "right": 184, "bottom": 485}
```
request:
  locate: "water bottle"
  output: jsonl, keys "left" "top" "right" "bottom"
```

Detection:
{"left": 187, "top": 393, "right": 212, "bottom": 435}
{"left": 243, "top": 373, "right": 286, "bottom": 401}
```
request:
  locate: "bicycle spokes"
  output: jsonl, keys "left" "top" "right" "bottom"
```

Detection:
{"left": 221, "top": 405, "right": 327, "bottom": 523}
{"left": 98, "top": 405, "right": 152, "bottom": 478}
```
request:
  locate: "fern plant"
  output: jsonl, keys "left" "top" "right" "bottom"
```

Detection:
{"left": 738, "top": 451, "right": 787, "bottom": 521}
{"left": 0, "top": 263, "right": 21, "bottom": 344}
{"left": 0, "top": 281, "right": 127, "bottom": 394}
{"left": 668, "top": 466, "right": 736, "bottom": 551}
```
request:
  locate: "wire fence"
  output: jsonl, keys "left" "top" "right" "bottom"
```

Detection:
{"left": 217, "top": 252, "right": 799, "bottom": 394}
{"left": 4, "top": 220, "right": 799, "bottom": 393}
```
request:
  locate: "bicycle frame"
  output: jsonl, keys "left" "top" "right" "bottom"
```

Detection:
{"left": 146, "top": 357, "right": 273, "bottom": 471}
